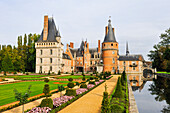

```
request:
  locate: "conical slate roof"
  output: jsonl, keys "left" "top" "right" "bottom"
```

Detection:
{"left": 103, "top": 19, "right": 117, "bottom": 42}
{"left": 37, "top": 17, "right": 61, "bottom": 42}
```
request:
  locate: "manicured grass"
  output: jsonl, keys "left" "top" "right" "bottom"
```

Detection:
{"left": 0, "top": 81, "right": 70, "bottom": 106}
{"left": 2, "top": 75, "right": 51, "bottom": 78}
{"left": 157, "top": 71, "right": 170, "bottom": 74}
{"left": 56, "top": 75, "right": 92, "bottom": 79}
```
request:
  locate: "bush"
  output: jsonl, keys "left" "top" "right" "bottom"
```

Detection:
{"left": 40, "top": 98, "right": 53, "bottom": 108}
{"left": 114, "top": 77, "right": 123, "bottom": 98}
{"left": 68, "top": 77, "right": 73, "bottom": 82}
{"left": 89, "top": 81, "right": 95, "bottom": 85}
{"left": 101, "top": 91, "right": 110, "bottom": 113}
{"left": 82, "top": 76, "right": 86, "bottom": 81}
{"left": 67, "top": 82, "right": 74, "bottom": 88}
{"left": 110, "top": 104, "right": 124, "bottom": 113}
{"left": 44, "top": 78, "right": 49, "bottom": 83}
{"left": 80, "top": 83, "right": 87, "bottom": 88}
{"left": 90, "top": 77, "right": 94, "bottom": 80}
{"left": 43, "top": 84, "right": 50, "bottom": 97}
{"left": 14, "top": 71, "right": 17, "bottom": 75}
{"left": 71, "top": 71, "right": 74, "bottom": 75}
{"left": 48, "top": 70, "right": 50, "bottom": 75}
{"left": 90, "top": 74, "right": 93, "bottom": 76}
{"left": 65, "top": 89, "right": 76, "bottom": 96}
{"left": 58, "top": 70, "right": 61, "bottom": 75}
{"left": 76, "top": 82, "right": 80, "bottom": 86}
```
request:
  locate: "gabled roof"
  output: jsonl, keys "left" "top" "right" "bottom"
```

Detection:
{"left": 62, "top": 53, "right": 71, "bottom": 60}
{"left": 103, "top": 19, "right": 117, "bottom": 43}
{"left": 37, "top": 17, "right": 61, "bottom": 42}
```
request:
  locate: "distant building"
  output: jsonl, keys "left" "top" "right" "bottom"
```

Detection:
{"left": 35, "top": 15, "right": 151, "bottom": 74}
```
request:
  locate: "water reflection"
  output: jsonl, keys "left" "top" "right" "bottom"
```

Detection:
{"left": 128, "top": 73, "right": 170, "bottom": 113}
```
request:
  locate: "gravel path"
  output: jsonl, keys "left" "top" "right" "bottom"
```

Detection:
{"left": 59, "top": 75, "right": 120, "bottom": 113}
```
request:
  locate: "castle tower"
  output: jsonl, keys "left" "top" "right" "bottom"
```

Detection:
{"left": 102, "top": 19, "right": 118, "bottom": 73}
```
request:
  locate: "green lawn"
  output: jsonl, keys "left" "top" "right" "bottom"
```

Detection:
{"left": 0, "top": 81, "right": 70, "bottom": 106}
{"left": 157, "top": 71, "right": 170, "bottom": 74}
{"left": 2, "top": 75, "right": 51, "bottom": 78}
{"left": 56, "top": 75, "right": 92, "bottom": 79}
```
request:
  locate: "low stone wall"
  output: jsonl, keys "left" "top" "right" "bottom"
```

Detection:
{"left": 128, "top": 80, "right": 139, "bottom": 113}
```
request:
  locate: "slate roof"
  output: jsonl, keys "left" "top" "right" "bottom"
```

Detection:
{"left": 118, "top": 55, "right": 144, "bottom": 61}
{"left": 62, "top": 53, "right": 71, "bottom": 60}
{"left": 37, "top": 17, "right": 60, "bottom": 42}
{"left": 103, "top": 19, "right": 117, "bottom": 43}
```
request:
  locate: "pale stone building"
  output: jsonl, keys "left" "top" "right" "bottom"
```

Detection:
{"left": 35, "top": 15, "right": 64, "bottom": 74}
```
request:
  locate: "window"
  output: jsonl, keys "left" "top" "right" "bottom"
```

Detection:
{"left": 133, "top": 77, "right": 135, "bottom": 80}
{"left": 133, "top": 82, "right": 136, "bottom": 86}
{"left": 77, "top": 62, "right": 79, "bottom": 65}
{"left": 50, "top": 49, "right": 52, "bottom": 55}
{"left": 91, "top": 61, "right": 92, "bottom": 65}
{"left": 124, "top": 61, "right": 125, "bottom": 65}
{"left": 95, "top": 55, "right": 97, "bottom": 58}
{"left": 50, "top": 66, "right": 52, "bottom": 71}
{"left": 133, "top": 67, "right": 135, "bottom": 70}
{"left": 112, "top": 58, "right": 115, "bottom": 63}
{"left": 116, "top": 44, "right": 117, "bottom": 46}
{"left": 112, "top": 51, "right": 115, "bottom": 54}
{"left": 104, "top": 44, "right": 105, "bottom": 46}
{"left": 111, "top": 44, "right": 113, "bottom": 46}
{"left": 80, "top": 62, "right": 82, "bottom": 65}
{"left": 40, "top": 66, "right": 42, "bottom": 72}
{"left": 40, "top": 58, "right": 42, "bottom": 63}
{"left": 112, "top": 67, "right": 115, "bottom": 72}
{"left": 71, "top": 67, "right": 73, "bottom": 69}
{"left": 40, "top": 50, "right": 43, "bottom": 55}
{"left": 50, "top": 58, "right": 52, "bottom": 63}
{"left": 95, "top": 61, "right": 97, "bottom": 64}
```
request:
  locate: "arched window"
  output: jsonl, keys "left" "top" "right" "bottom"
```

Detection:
{"left": 50, "top": 49, "right": 52, "bottom": 55}
{"left": 40, "top": 50, "right": 43, "bottom": 55}
{"left": 40, "top": 58, "right": 42, "bottom": 63}
{"left": 40, "top": 66, "right": 42, "bottom": 72}
{"left": 112, "top": 58, "right": 115, "bottom": 63}
{"left": 50, "top": 66, "right": 52, "bottom": 71}
{"left": 50, "top": 58, "right": 52, "bottom": 63}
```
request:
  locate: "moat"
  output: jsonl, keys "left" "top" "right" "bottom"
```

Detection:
{"left": 129, "top": 74, "right": 170, "bottom": 113}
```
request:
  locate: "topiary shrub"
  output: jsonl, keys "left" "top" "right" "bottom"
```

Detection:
{"left": 58, "top": 70, "right": 61, "bottom": 75}
{"left": 67, "top": 82, "right": 74, "bottom": 88}
{"left": 43, "top": 84, "right": 50, "bottom": 98}
{"left": 90, "top": 77, "right": 94, "bottom": 80}
{"left": 26, "top": 72, "right": 29, "bottom": 75}
{"left": 101, "top": 91, "right": 110, "bottom": 113}
{"left": 75, "top": 82, "right": 80, "bottom": 86}
{"left": 40, "top": 98, "right": 53, "bottom": 108}
{"left": 114, "top": 77, "right": 123, "bottom": 98}
{"left": 48, "top": 70, "right": 50, "bottom": 75}
{"left": 80, "top": 83, "right": 87, "bottom": 88}
{"left": 89, "top": 81, "right": 95, "bottom": 85}
{"left": 44, "top": 78, "right": 49, "bottom": 83}
{"left": 68, "top": 78, "right": 73, "bottom": 82}
{"left": 65, "top": 89, "right": 76, "bottom": 96}
{"left": 71, "top": 71, "right": 74, "bottom": 75}
{"left": 82, "top": 76, "right": 86, "bottom": 81}
{"left": 90, "top": 74, "right": 93, "bottom": 76}
{"left": 110, "top": 104, "right": 124, "bottom": 113}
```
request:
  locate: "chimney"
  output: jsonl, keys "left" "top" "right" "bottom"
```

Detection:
{"left": 112, "top": 28, "right": 114, "bottom": 33}
{"left": 105, "top": 26, "right": 108, "bottom": 35}
{"left": 43, "top": 15, "right": 48, "bottom": 41}
{"left": 87, "top": 43, "right": 89, "bottom": 53}
{"left": 98, "top": 40, "right": 100, "bottom": 53}
{"left": 70, "top": 42, "right": 74, "bottom": 48}
{"left": 67, "top": 44, "right": 69, "bottom": 48}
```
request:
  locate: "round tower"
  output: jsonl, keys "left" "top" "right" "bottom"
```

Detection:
{"left": 102, "top": 19, "right": 118, "bottom": 73}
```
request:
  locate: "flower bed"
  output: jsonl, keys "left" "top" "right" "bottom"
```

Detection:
{"left": 27, "top": 107, "right": 51, "bottom": 113}
{"left": 53, "top": 96, "right": 75, "bottom": 107}
{"left": 76, "top": 88, "right": 88, "bottom": 95}
{"left": 106, "top": 75, "right": 112, "bottom": 79}
{"left": 95, "top": 82, "right": 100, "bottom": 85}
{"left": 87, "top": 84, "right": 95, "bottom": 89}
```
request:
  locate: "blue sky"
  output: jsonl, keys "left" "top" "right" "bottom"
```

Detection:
{"left": 0, "top": 0, "right": 170, "bottom": 60}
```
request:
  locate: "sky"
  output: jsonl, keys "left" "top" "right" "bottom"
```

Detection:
{"left": 0, "top": 0, "right": 170, "bottom": 60}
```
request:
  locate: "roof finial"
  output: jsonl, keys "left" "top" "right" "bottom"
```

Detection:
{"left": 126, "top": 41, "right": 129, "bottom": 56}
{"left": 108, "top": 16, "right": 111, "bottom": 23}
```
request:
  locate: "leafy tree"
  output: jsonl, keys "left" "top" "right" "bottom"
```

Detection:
{"left": 2, "top": 53, "right": 14, "bottom": 74}
{"left": 13, "top": 85, "right": 31, "bottom": 113}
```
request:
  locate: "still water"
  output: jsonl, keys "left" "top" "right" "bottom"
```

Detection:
{"left": 128, "top": 74, "right": 170, "bottom": 113}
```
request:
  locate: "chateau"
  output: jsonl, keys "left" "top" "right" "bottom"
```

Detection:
{"left": 35, "top": 15, "right": 148, "bottom": 74}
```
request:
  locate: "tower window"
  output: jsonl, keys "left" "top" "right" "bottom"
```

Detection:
{"left": 40, "top": 58, "right": 42, "bottom": 63}
{"left": 40, "top": 50, "right": 43, "bottom": 55}
{"left": 111, "top": 44, "right": 113, "bottom": 46}
{"left": 112, "top": 51, "right": 115, "bottom": 54}
{"left": 104, "top": 44, "right": 105, "bottom": 46}
{"left": 40, "top": 66, "right": 42, "bottom": 72}
{"left": 112, "top": 58, "right": 115, "bottom": 63}
{"left": 133, "top": 67, "right": 135, "bottom": 70}
{"left": 50, "top": 58, "right": 52, "bottom": 63}
{"left": 116, "top": 44, "right": 117, "bottom": 46}
{"left": 50, "top": 49, "right": 52, "bottom": 55}
{"left": 50, "top": 66, "right": 52, "bottom": 71}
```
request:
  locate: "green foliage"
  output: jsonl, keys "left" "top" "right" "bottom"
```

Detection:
{"left": 65, "top": 89, "right": 76, "bottom": 96}
{"left": 114, "top": 77, "right": 123, "bottom": 98}
{"left": 48, "top": 70, "right": 50, "bottom": 75}
{"left": 58, "top": 70, "right": 61, "bottom": 75}
{"left": 40, "top": 98, "right": 53, "bottom": 108}
{"left": 76, "top": 82, "right": 80, "bottom": 86}
{"left": 2, "top": 53, "right": 14, "bottom": 73}
{"left": 67, "top": 82, "right": 74, "bottom": 88}
{"left": 80, "top": 83, "right": 87, "bottom": 88}
{"left": 44, "top": 78, "right": 49, "bottom": 83}
{"left": 110, "top": 104, "right": 124, "bottom": 113}
{"left": 101, "top": 91, "right": 110, "bottom": 113}
{"left": 68, "top": 77, "right": 73, "bottom": 82}
{"left": 26, "top": 72, "right": 29, "bottom": 75}
{"left": 71, "top": 70, "right": 74, "bottom": 75}
{"left": 89, "top": 81, "right": 95, "bottom": 85}
{"left": 90, "top": 77, "right": 94, "bottom": 80}
{"left": 82, "top": 76, "right": 86, "bottom": 81}
{"left": 43, "top": 84, "right": 50, "bottom": 98}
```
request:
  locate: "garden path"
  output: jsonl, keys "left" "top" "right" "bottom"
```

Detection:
{"left": 59, "top": 75, "right": 120, "bottom": 113}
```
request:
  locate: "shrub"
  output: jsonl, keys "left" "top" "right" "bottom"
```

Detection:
{"left": 101, "top": 91, "right": 110, "bottom": 113}
{"left": 26, "top": 72, "right": 29, "bottom": 75}
{"left": 82, "top": 76, "right": 86, "bottom": 81}
{"left": 40, "top": 98, "right": 53, "bottom": 108}
{"left": 58, "top": 70, "right": 61, "bottom": 75}
{"left": 114, "top": 77, "right": 123, "bottom": 98}
{"left": 68, "top": 77, "right": 73, "bottom": 82}
{"left": 76, "top": 82, "right": 80, "bottom": 86}
{"left": 90, "top": 77, "right": 94, "bottom": 80}
{"left": 80, "top": 83, "right": 87, "bottom": 88}
{"left": 71, "top": 70, "right": 74, "bottom": 75}
{"left": 14, "top": 71, "right": 17, "bottom": 75}
{"left": 90, "top": 74, "right": 93, "bottom": 76}
{"left": 52, "top": 72, "right": 55, "bottom": 74}
{"left": 89, "top": 81, "right": 95, "bottom": 85}
{"left": 44, "top": 78, "right": 49, "bottom": 83}
{"left": 48, "top": 70, "right": 50, "bottom": 75}
{"left": 43, "top": 84, "right": 50, "bottom": 98}
{"left": 67, "top": 82, "right": 74, "bottom": 88}
{"left": 65, "top": 89, "right": 76, "bottom": 96}
{"left": 110, "top": 104, "right": 124, "bottom": 113}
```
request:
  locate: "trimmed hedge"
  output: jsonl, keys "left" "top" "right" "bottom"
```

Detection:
{"left": 65, "top": 89, "right": 76, "bottom": 96}
{"left": 40, "top": 98, "right": 53, "bottom": 108}
{"left": 80, "top": 83, "right": 87, "bottom": 88}
{"left": 88, "top": 81, "right": 95, "bottom": 85}
{"left": 67, "top": 82, "right": 74, "bottom": 88}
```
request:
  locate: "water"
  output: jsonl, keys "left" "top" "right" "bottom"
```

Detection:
{"left": 128, "top": 74, "right": 170, "bottom": 113}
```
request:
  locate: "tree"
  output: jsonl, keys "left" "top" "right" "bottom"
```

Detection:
{"left": 2, "top": 53, "right": 14, "bottom": 74}
{"left": 58, "top": 85, "right": 65, "bottom": 97}
{"left": 43, "top": 84, "right": 50, "bottom": 98}
{"left": 101, "top": 91, "right": 110, "bottom": 113}
{"left": 44, "top": 78, "right": 49, "bottom": 83}
{"left": 13, "top": 85, "right": 31, "bottom": 113}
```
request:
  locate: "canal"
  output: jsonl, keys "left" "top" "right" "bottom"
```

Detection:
{"left": 128, "top": 74, "right": 170, "bottom": 113}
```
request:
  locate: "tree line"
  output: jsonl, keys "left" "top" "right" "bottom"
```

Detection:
{"left": 148, "top": 28, "right": 170, "bottom": 72}
{"left": 0, "top": 33, "right": 40, "bottom": 74}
